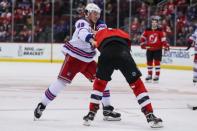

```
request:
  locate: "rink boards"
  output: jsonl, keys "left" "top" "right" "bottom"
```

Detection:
{"left": 0, "top": 43, "right": 193, "bottom": 70}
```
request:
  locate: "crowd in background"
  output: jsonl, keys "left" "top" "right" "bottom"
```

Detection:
{"left": 0, "top": 0, "right": 197, "bottom": 46}
{"left": 127, "top": 0, "right": 197, "bottom": 46}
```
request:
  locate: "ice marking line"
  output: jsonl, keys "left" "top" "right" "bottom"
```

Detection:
{"left": 0, "top": 107, "right": 189, "bottom": 112}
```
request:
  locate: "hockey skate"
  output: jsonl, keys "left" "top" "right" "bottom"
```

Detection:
{"left": 34, "top": 102, "right": 46, "bottom": 120}
{"left": 153, "top": 76, "right": 159, "bottom": 83}
{"left": 187, "top": 104, "right": 197, "bottom": 110}
{"left": 146, "top": 113, "right": 163, "bottom": 128}
{"left": 83, "top": 111, "right": 96, "bottom": 126}
{"left": 145, "top": 75, "right": 152, "bottom": 83}
{"left": 193, "top": 79, "right": 197, "bottom": 87}
{"left": 103, "top": 105, "right": 121, "bottom": 121}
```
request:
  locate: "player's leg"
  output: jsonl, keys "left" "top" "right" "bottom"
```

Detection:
{"left": 119, "top": 54, "right": 163, "bottom": 128}
{"left": 146, "top": 50, "right": 153, "bottom": 82}
{"left": 82, "top": 60, "right": 121, "bottom": 121}
{"left": 34, "top": 79, "right": 67, "bottom": 120}
{"left": 153, "top": 50, "right": 162, "bottom": 82}
{"left": 34, "top": 54, "right": 81, "bottom": 120}
{"left": 83, "top": 78, "right": 108, "bottom": 126}
{"left": 102, "top": 86, "right": 121, "bottom": 121}
{"left": 129, "top": 79, "right": 163, "bottom": 128}
{"left": 83, "top": 52, "right": 115, "bottom": 125}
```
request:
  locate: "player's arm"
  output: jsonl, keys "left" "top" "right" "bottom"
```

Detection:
{"left": 140, "top": 31, "right": 148, "bottom": 49}
{"left": 76, "top": 20, "right": 95, "bottom": 46}
{"left": 161, "top": 32, "right": 170, "bottom": 51}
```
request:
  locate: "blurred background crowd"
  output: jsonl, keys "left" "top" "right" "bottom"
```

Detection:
{"left": 0, "top": 0, "right": 197, "bottom": 46}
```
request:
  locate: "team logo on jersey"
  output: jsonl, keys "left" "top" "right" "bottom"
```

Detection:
{"left": 149, "top": 33, "right": 158, "bottom": 44}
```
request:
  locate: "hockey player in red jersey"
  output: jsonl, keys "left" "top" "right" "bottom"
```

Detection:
{"left": 34, "top": 3, "right": 120, "bottom": 121}
{"left": 140, "top": 16, "right": 169, "bottom": 82}
{"left": 83, "top": 28, "right": 163, "bottom": 128}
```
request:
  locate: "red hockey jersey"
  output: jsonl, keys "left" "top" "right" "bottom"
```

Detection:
{"left": 94, "top": 28, "right": 131, "bottom": 49}
{"left": 140, "top": 28, "right": 169, "bottom": 51}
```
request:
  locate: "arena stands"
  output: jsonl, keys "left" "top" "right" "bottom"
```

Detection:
{"left": 0, "top": 0, "right": 196, "bottom": 46}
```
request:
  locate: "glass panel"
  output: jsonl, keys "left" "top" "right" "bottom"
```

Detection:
{"left": 119, "top": 0, "right": 130, "bottom": 33}
{"left": 13, "top": 0, "right": 33, "bottom": 43}
{"left": 146, "top": 1, "right": 175, "bottom": 46}
{"left": 105, "top": 0, "right": 117, "bottom": 28}
{"left": 1, "top": 0, "right": 196, "bottom": 45}
{"left": 0, "top": 0, "right": 12, "bottom": 42}
{"left": 72, "top": 0, "right": 87, "bottom": 33}
{"left": 129, "top": 0, "right": 149, "bottom": 45}
{"left": 176, "top": 1, "right": 193, "bottom": 46}
{"left": 53, "top": 0, "right": 70, "bottom": 43}
{"left": 34, "top": 0, "right": 52, "bottom": 43}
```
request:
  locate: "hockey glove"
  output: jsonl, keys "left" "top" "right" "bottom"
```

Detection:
{"left": 164, "top": 44, "right": 170, "bottom": 51}
{"left": 141, "top": 44, "right": 147, "bottom": 49}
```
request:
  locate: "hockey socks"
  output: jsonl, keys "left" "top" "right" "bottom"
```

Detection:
{"left": 41, "top": 79, "right": 67, "bottom": 106}
{"left": 102, "top": 87, "right": 111, "bottom": 107}
{"left": 130, "top": 78, "right": 153, "bottom": 114}
{"left": 147, "top": 61, "right": 153, "bottom": 77}
{"left": 34, "top": 79, "right": 67, "bottom": 120}
{"left": 154, "top": 60, "right": 160, "bottom": 77}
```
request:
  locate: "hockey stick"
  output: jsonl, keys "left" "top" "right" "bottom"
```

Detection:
{"left": 169, "top": 47, "right": 190, "bottom": 51}
{"left": 187, "top": 104, "right": 197, "bottom": 110}
{"left": 170, "top": 41, "right": 195, "bottom": 51}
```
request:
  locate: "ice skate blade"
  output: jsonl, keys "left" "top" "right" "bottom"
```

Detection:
{"left": 149, "top": 121, "right": 163, "bottom": 128}
{"left": 83, "top": 120, "right": 91, "bottom": 126}
{"left": 103, "top": 116, "right": 121, "bottom": 121}
{"left": 153, "top": 81, "right": 159, "bottom": 84}
{"left": 145, "top": 80, "right": 152, "bottom": 83}
{"left": 34, "top": 117, "right": 39, "bottom": 121}
{"left": 187, "top": 104, "right": 197, "bottom": 110}
{"left": 194, "top": 83, "right": 197, "bottom": 88}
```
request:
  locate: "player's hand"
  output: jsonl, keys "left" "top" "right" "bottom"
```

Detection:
{"left": 141, "top": 44, "right": 151, "bottom": 49}
{"left": 91, "top": 40, "right": 97, "bottom": 48}
{"left": 92, "top": 30, "right": 98, "bottom": 36}
{"left": 141, "top": 44, "right": 147, "bottom": 49}
{"left": 90, "top": 38, "right": 97, "bottom": 48}
{"left": 164, "top": 44, "right": 170, "bottom": 51}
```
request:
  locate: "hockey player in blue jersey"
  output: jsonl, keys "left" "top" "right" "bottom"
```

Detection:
{"left": 187, "top": 28, "right": 197, "bottom": 84}
{"left": 34, "top": 3, "right": 121, "bottom": 121}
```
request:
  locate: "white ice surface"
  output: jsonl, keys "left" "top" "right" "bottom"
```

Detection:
{"left": 0, "top": 62, "right": 197, "bottom": 131}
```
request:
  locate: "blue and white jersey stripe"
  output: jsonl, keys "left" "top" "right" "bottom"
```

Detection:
{"left": 62, "top": 19, "right": 96, "bottom": 62}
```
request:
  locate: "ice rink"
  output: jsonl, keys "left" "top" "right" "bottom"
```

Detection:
{"left": 0, "top": 62, "right": 197, "bottom": 131}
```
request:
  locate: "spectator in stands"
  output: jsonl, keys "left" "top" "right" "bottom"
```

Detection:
{"left": 0, "top": 25, "right": 6, "bottom": 41}
{"left": 130, "top": 17, "right": 140, "bottom": 34}
{"left": 0, "top": 0, "right": 196, "bottom": 46}
{"left": 166, "top": 0, "right": 175, "bottom": 15}
{"left": 137, "top": 2, "right": 148, "bottom": 21}
{"left": 176, "top": 11, "right": 187, "bottom": 34}
{"left": 161, "top": 19, "right": 173, "bottom": 44}
{"left": 187, "top": 5, "right": 197, "bottom": 21}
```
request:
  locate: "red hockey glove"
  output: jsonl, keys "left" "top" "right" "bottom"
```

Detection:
{"left": 186, "top": 39, "right": 194, "bottom": 50}
{"left": 164, "top": 44, "right": 170, "bottom": 51}
{"left": 141, "top": 44, "right": 147, "bottom": 49}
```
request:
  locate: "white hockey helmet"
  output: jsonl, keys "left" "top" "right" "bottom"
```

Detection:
{"left": 85, "top": 3, "right": 101, "bottom": 14}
